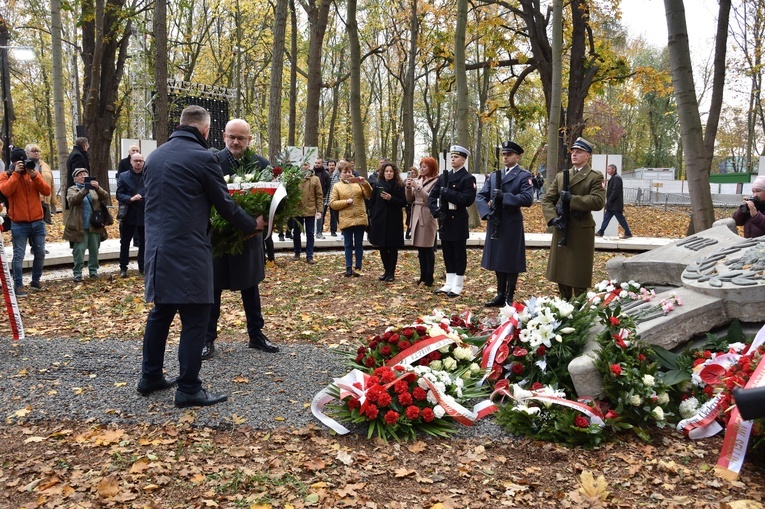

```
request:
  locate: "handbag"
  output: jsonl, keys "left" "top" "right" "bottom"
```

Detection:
{"left": 116, "top": 203, "right": 128, "bottom": 221}
{"left": 89, "top": 203, "right": 113, "bottom": 228}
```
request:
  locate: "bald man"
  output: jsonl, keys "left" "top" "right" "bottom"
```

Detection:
{"left": 117, "top": 144, "right": 141, "bottom": 175}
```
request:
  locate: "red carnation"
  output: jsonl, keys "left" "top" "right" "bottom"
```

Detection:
{"left": 384, "top": 410, "right": 400, "bottom": 425}
{"left": 394, "top": 380, "right": 408, "bottom": 394}
{"left": 380, "top": 345, "right": 392, "bottom": 356}
{"left": 513, "top": 347, "right": 528, "bottom": 357}
{"left": 610, "top": 364, "right": 622, "bottom": 376}
{"left": 377, "top": 392, "right": 392, "bottom": 407}
{"left": 398, "top": 391, "right": 413, "bottom": 406}
{"left": 421, "top": 407, "right": 435, "bottom": 422}
{"left": 397, "top": 340, "right": 411, "bottom": 350}
{"left": 393, "top": 364, "right": 405, "bottom": 372}
{"left": 405, "top": 405, "right": 420, "bottom": 419}
{"left": 348, "top": 398, "right": 360, "bottom": 410}
{"left": 402, "top": 328, "right": 414, "bottom": 339}
{"left": 703, "top": 385, "right": 714, "bottom": 397}
{"left": 693, "top": 358, "right": 706, "bottom": 367}
{"left": 272, "top": 166, "right": 283, "bottom": 177}
{"left": 531, "top": 382, "right": 544, "bottom": 390}
{"left": 419, "top": 358, "right": 430, "bottom": 366}
{"left": 380, "top": 370, "right": 396, "bottom": 384}
{"left": 574, "top": 415, "right": 589, "bottom": 428}
{"left": 364, "top": 404, "right": 379, "bottom": 419}
{"left": 609, "top": 316, "right": 620, "bottom": 326}
{"left": 536, "top": 345, "right": 546, "bottom": 357}
{"left": 365, "top": 356, "right": 376, "bottom": 368}
{"left": 511, "top": 363, "right": 524, "bottom": 375}
{"left": 413, "top": 387, "right": 428, "bottom": 401}
{"left": 368, "top": 376, "right": 380, "bottom": 386}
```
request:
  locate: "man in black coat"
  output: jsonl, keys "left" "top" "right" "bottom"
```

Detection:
{"left": 202, "top": 118, "right": 279, "bottom": 360}
{"left": 595, "top": 163, "right": 633, "bottom": 239}
{"left": 476, "top": 141, "right": 534, "bottom": 306}
{"left": 116, "top": 152, "right": 146, "bottom": 277}
{"left": 117, "top": 144, "right": 141, "bottom": 176}
{"left": 428, "top": 145, "right": 476, "bottom": 297}
{"left": 138, "top": 106, "right": 264, "bottom": 408}
{"left": 65, "top": 137, "right": 89, "bottom": 208}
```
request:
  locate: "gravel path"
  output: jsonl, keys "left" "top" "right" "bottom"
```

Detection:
{"left": 0, "top": 335, "right": 503, "bottom": 437}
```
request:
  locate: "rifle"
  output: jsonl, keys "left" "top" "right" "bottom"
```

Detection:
{"left": 488, "top": 168, "right": 502, "bottom": 239}
{"left": 557, "top": 168, "right": 570, "bottom": 247}
{"left": 437, "top": 168, "right": 449, "bottom": 234}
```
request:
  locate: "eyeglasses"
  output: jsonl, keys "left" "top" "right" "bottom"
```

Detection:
{"left": 225, "top": 135, "right": 248, "bottom": 142}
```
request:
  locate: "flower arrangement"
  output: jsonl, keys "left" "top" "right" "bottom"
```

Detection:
{"left": 488, "top": 297, "right": 593, "bottom": 394}
{"left": 327, "top": 364, "right": 487, "bottom": 441}
{"left": 210, "top": 148, "right": 305, "bottom": 256}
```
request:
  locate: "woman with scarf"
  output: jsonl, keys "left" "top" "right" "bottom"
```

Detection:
{"left": 63, "top": 168, "right": 109, "bottom": 281}
{"left": 368, "top": 161, "right": 407, "bottom": 282}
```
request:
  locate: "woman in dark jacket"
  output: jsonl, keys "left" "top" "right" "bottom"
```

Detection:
{"left": 368, "top": 161, "right": 407, "bottom": 281}
{"left": 733, "top": 176, "right": 765, "bottom": 238}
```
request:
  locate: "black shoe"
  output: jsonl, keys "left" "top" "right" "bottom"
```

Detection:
{"left": 73, "top": 276, "right": 83, "bottom": 283}
{"left": 485, "top": 294, "right": 506, "bottom": 307}
{"left": 293, "top": 253, "right": 300, "bottom": 260}
{"left": 89, "top": 274, "right": 99, "bottom": 279}
{"left": 352, "top": 270, "right": 361, "bottom": 277}
{"left": 316, "top": 233, "right": 324, "bottom": 239}
{"left": 344, "top": 269, "right": 353, "bottom": 277}
{"left": 285, "top": 232, "right": 293, "bottom": 239}
{"left": 174, "top": 389, "right": 228, "bottom": 408}
{"left": 447, "top": 291, "right": 461, "bottom": 298}
{"left": 384, "top": 275, "right": 394, "bottom": 282}
{"left": 306, "top": 258, "right": 316, "bottom": 264}
{"left": 422, "top": 280, "right": 434, "bottom": 287}
{"left": 201, "top": 342, "right": 215, "bottom": 360}
{"left": 379, "top": 274, "right": 388, "bottom": 281}
{"left": 249, "top": 332, "right": 279, "bottom": 353}
{"left": 278, "top": 234, "right": 285, "bottom": 241}
{"left": 120, "top": 269, "right": 128, "bottom": 278}
{"left": 137, "top": 376, "right": 178, "bottom": 395}
{"left": 330, "top": 232, "right": 337, "bottom": 237}
{"left": 30, "top": 280, "right": 41, "bottom": 289}
{"left": 595, "top": 231, "right": 603, "bottom": 237}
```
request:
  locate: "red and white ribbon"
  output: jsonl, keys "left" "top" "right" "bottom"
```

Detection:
{"left": 385, "top": 333, "right": 455, "bottom": 367}
{"left": 0, "top": 227, "right": 24, "bottom": 340}
{"left": 478, "top": 303, "right": 525, "bottom": 386}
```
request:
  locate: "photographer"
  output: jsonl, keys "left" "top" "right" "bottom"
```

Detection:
{"left": 733, "top": 176, "right": 765, "bottom": 239}
{"left": 63, "top": 168, "right": 109, "bottom": 282}
{"left": 25, "top": 144, "right": 58, "bottom": 224}
{"left": 0, "top": 147, "right": 52, "bottom": 296}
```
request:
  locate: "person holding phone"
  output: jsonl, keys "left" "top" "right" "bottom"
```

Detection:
{"left": 329, "top": 160, "right": 372, "bottom": 277}
{"left": 63, "top": 168, "right": 109, "bottom": 281}
{"left": 368, "top": 161, "right": 406, "bottom": 282}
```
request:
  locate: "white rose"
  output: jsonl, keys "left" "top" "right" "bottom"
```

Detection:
{"left": 233, "top": 175, "right": 243, "bottom": 184}
{"left": 656, "top": 392, "right": 669, "bottom": 405}
{"left": 652, "top": 407, "right": 665, "bottom": 421}
{"left": 453, "top": 346, "right": 473, "bottom": 361}
{"left": 433, "top": 405, "right": 445, "bottom": 419}
{"left": 468, "top": 362, "right": 481, "bottom": 375}
{"left": 439, "top": 344, "right": 451, "bottom": 354}
{"left": 428, "top": 360, "right": 443, "bottom": 371}
{"left": 443, "top": 357, "right": 457, "bottom": 371}
{"left": 629, "top": 394, "right": 643, "bottom": 406}
{"left": 642, "top": 374, "right": 655, "bottom": 387}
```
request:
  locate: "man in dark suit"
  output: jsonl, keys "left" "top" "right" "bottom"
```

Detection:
{"left": 202, "top": 118, "right": 279, "bottom": 360}
{"left": 428, "top": 145, "right": 476, "bottom": 297}
{"left": 476, "top": 141, "right": 534, "bottom": 307}
{"left": 596, "top": 164, "right": 633, "bottom": 239}
{"left": 65, "top": 137, "right": 89, "bottom": 208}
{"left": 542, "top": 137, "right": 605, "bottom": 299}
{"left": 138, "top": 106, "right": 264, "bottom": 408}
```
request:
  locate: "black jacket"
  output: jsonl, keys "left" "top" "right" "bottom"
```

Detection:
{"left": 368, "top": 178, "right": 406, "bottom": 248}
{"left": 605, "top": 173, "right": 625, "bottom": 212}
{"left": 116, "top": 169, "right": 145, "bottom": 226}
{"left": 428, "top": 167, "right": 476, "bottom": 241}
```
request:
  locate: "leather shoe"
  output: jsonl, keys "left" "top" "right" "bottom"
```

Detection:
{"left": 384, "top": 275, "right": 395, "bottom": 282}
{"left": 120, "top": 269, "right": 128, "bottom": 278}
{"left": 174, "top": 389, "right": 228, "bottom": 408}
{"left": 137, "top": 376, "right": 178, "bottom": 395}
{"left": 201, "top": 342, "right": 215, "bottom": 360}
{"left": 249, "top": 331, "right": 279, "bottom": 352}
{"left": 484, "top": 294, "right": 506, "bottom": 307}
{"left": 447, "top": 291, "right": 461, "bottom": 298}
{"left": 595, "top": 231, "right": 603, "bottom": 237}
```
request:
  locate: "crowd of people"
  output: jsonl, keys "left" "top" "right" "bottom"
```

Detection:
{"left": 6, "top": 103, "right": 765, "bottom": 408}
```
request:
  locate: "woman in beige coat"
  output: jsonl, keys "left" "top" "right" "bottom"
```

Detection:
{"left": 329, "top": 160, "right": 372, "bottom": 277}
{"left": 405, "top": 157, "right": 439, "bottom": 286}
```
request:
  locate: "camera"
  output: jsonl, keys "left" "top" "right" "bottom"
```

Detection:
{"left": 24, "top": 158, "right": 36, "bottom": 170}
{"left": 740, "top": 195, "right": 762, "bottom": 213}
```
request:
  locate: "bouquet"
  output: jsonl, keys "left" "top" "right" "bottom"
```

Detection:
{"left": 210, "top": 148, "right": 305, "bottom": 256}
{"left": 327, "top": 364, "right": 487, "bottom": 441}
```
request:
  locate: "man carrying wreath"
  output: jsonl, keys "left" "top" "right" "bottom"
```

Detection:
{"left": 202, "top": 119, "right": 280, "bottom": 360}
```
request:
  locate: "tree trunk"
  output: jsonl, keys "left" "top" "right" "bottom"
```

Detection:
{"left": 546, "top": 0, "right": 563, "bottom": 181}
{"left": 664, "top": 0, "right": 715, "bottom": 232}
{"left": 0, "top": 16, "right": 13, "bottom": 166}
{"left": 288, "top": 0, "right": 297, "bottom": 147}
{"left": 347, "top": 0, "right": 367, "bottom": 176}
{"left": 154, "top": 0, "right": 169, "bottom": 146}
{"left": 400, "top": 0, "right": 418, "bottom": 170}
{"left": 454, "top": 0, "right": 469, "bottom": 145}
{"left": 268, "top": 0, "right": 288, "bottom": 162}
{"left": 301, "top": 0, "right": 331, "bottom": 147}
{"left": 702, "top": 0, "right": 731, "bottom": 165}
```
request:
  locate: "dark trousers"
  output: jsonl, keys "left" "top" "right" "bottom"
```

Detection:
{"left": 329, "top": 208, "right": 339, "bottom": 234}
{"left": 292, "top": 216, "right": 315, "bottom": 259}
{"left": 119, "top": 222, "right": 145, "bottom": 271}
{"left": 597, "top": 209, "right": 632, "bottom": 236}
{"left": 264, "top": 235, "right": 275, "bottom": 262}
{"left": 206, "top": 285, "right": 264, "bottom": 344}
{"left": 379, "top": 247, "right": 399, "bottom": 277}
{"left": 316, "top": 204, "right": 328, "bottom": 234}
{"left": 141, "top": 303, "right": 211, "bottom": 394}
{"left": 342, "top": 226, "right": 365, "bottom": 269}
{"left": 417, "top": 246, "right": 435, "bottom": 285}
{"left": 42, "top": 202, "right": 52, "bottom": 224}
{"left": 441, "top": 239, "right": 467, "bottom": 276}
{"left": 558, "top": 284, "right": 587, "bottom": 300}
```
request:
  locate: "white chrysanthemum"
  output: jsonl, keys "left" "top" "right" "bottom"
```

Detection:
{"left": 426, "top": 391, "right": 438, "bottom": 405}
{"left": 433, "top": 405, "right": 445, "bottom": 419}
{"left": 428, "top": 360, "right": 443, "bottom": 371}
{"left": 454, "top": 377, "right": 464, "bottom": 389}
{"left": 434, "top": 381, "right": 447, "bottom": 394}
{"left": 418, "top": 378, "right": 428, "bottom": 390}
{"left": 443, "top": 357, "right": 457, "bottom": 371}
{"left": 690, "top": 371, "right": 705, "bottom": 387}
{"left": 642, "top": 374, "right": 655, "bottom": 387}
{"left": 657, "top": 392, "right": 670, "bottom": 405}
{"left": 652, "top": 407, "right": 665, "bottom": 421}
{"left": 679, "top": 397, "right": 700, "bottom": 419}
{"left": 455, "top": 387, "right": 463, "bottom": 399}
{"left": 629, "top": 394, "right": 643, "bottom": 406}
{"left": 590, "top": 296, "right": 602, "bottom": 305}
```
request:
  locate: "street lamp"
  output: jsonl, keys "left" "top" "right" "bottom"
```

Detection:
{"left": 0, "top": 39, "right": 36, "bottom": 167}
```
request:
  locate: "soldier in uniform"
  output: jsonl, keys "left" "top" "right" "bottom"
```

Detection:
{"left": 476, "top": 141, "right": 534, "bottom": 306}
{"left": 541, "top": 137, "right": 605, "bottom": 299}
{"left": 428, "top": 145, "right": 476, "bottom": 297}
